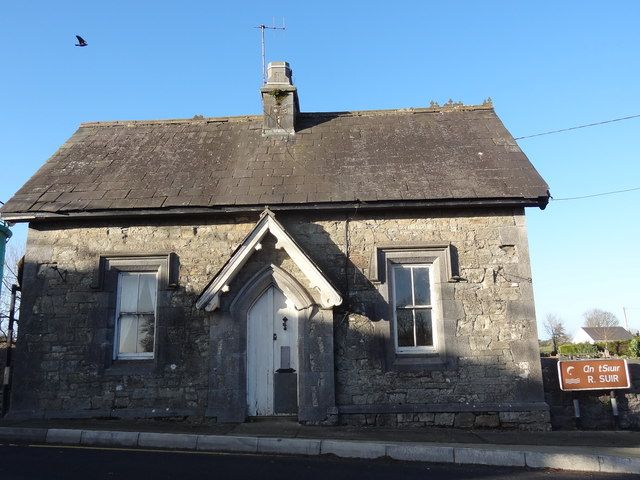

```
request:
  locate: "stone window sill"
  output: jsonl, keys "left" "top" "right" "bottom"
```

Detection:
{"left": 391, "top": 353, "right": 449, "bottom": 372}
{"left": 104, "top": 359, "right": 155, "bottom": 376}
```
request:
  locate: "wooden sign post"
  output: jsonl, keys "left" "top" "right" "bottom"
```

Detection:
{"left": 558, "top": 359, "right": 631, "bottom": 430}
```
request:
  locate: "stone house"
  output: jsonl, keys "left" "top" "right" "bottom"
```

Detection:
{"left": 0, "top": 62, "right": 551, "bottom": 429}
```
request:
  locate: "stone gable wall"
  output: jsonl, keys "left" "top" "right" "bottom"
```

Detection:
{"left": 8, "top": 208, "right": 548, "bottom": 429}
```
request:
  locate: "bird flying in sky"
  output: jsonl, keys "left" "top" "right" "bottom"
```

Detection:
{"left": 75, "top": 35, "right": 88, "bottom": 47}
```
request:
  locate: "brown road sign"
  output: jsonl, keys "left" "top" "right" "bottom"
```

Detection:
{"left": 558, "top": 359, "right": 631, "bottom": 391}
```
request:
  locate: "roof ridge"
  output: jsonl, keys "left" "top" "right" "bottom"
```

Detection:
{"left": 80, "top": 114, "right": 261, "bottom": 128}
{"left": 79, "top": 101, "right": 495, "bottom": 128}
{"left": 320, "top": 100, "right": 494, "bottom": 117}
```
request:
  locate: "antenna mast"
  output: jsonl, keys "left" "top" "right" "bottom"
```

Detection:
{"left": 256, "top": 18, "right": 286, "bottom": 84}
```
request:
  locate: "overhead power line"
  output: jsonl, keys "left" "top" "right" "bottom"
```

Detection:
{"left": 4, "top": 263, "right": 17, "bottom": 278}
{"left": 552, "top": 186, "right": 640, "bottom": 201}
{"left": 515, "top": 113, "right": 640, "bottom": 140}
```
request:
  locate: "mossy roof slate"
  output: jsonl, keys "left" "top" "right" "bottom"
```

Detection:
{"left": 1, "top": 105, "right": 549, "bottom": 220}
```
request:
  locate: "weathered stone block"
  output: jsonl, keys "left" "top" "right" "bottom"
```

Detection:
{"left": 474, "top": 414, "right": 500, "bottom": 428}
{"left": 454, "top": 412, "right": 476, "bottom": 429}
{"left": 434, "top": 413, "right": 455, "bottom": 426}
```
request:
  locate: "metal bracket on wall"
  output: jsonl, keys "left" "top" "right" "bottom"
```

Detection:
{"left": 50, "top": 264, "right": 67, "bottom": 283}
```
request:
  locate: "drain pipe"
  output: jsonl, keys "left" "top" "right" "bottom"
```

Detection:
{"left": 344, "top": 213, "right": 350, "bottom": 309}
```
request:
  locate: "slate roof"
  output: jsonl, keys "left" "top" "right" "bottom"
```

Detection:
{"left": 580, "top": 327, "right": 634, "bottom": 342}
{"left": 1, "top": 103, "right": 549, "bottom": 221}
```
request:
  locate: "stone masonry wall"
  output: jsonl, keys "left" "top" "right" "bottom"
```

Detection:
{"left": 12, "top": 217, "right": 257, "bottom": 419}
{"left": 9, "top": 207, "right": 548, "bottom": 429}
{"left": 290, "top": 208, "right": 548, "bottom": 430}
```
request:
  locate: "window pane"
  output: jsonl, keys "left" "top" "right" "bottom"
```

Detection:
{"left": 119, "top": 273, "right": 139, "bottom": 312}
{"left": 138, "top": 314, "right": 155, "bottom": 353}
{"left": 394, "top": 267, "right": 413, "bottom": 307}
{"left": 138, "top": 274, "right": 157, "bottom": 313}
{"left": 415, "top": 309, "right": 433, "bottom": 346}
{"left": 118, "top": 314, "right": 138, "bottom": 354}
{"left": 396, "top": 309, "right": 415, "bottom": 347}
{"left": 413, "top": 267, "right": 431, "bottom": 305}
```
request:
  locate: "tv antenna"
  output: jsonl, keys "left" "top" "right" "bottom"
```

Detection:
{"left": 623, "top": 307, "right": 640, "bottom": 331}
{"left": 256, "top": 18, "right": 286, "bottom": 84}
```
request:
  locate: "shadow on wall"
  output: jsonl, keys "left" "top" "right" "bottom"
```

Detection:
{"left": 8, "top": 241, "right": 213, "bottom": 419}
{"left": 282, "top": 210, "right": 548, "bottom": 429}
{"left": 5, "top": 210, "right": 548, "bottom": 429}
{"left": 542, "top": 357, "right": 640, "bottom": 430}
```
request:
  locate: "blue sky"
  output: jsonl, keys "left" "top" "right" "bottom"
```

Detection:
{"left": 1, "top": 1, "right": 639, "bottom": 337}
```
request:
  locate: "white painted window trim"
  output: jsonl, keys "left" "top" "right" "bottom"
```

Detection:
{"left": 113, "top": 270, "right": 159, "bottom": 360}
{"left": 391, "top": 264, "right": 437, "bottom": 354}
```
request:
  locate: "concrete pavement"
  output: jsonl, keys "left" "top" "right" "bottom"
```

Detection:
{"left": 1, "top": 420, "right": 640, "bottom": 475}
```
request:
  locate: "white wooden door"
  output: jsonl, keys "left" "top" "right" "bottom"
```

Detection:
{"left": 247, "top": 286, "right": 298, "bottom": 416}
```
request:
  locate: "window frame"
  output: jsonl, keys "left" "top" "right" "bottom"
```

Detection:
{"left": 391, "top": 263, "right": 436, "bottom": 354}
{"left": 371, "top": 244, "right": 460, "bottom": 371}
{"left": 93, "top": 253, "right": 178, "bottom": 371}
{"left": 113, "top": 270, "right": 159, "bottom": 360}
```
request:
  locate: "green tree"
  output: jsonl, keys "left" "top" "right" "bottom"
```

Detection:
{"left": 629, "top": 337, "right": 640, "bottom": 358}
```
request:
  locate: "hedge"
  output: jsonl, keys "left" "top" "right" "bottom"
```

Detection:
{"left": 557, "top": 342, "right": 598, "bottom": 357}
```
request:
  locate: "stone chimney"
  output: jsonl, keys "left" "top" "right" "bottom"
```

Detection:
{"left": 260, "top": 61, "right": 299, "bottom": 135}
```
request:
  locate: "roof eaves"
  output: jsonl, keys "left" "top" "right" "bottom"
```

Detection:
{"left": 0, "top": 196, "right": 551, "bottom": 224}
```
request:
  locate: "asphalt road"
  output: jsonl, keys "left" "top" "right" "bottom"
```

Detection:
{"left": 0, "top": 444, "right": 637, "bottom": 480}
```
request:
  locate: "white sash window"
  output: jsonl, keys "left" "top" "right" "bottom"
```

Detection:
{"left": 114, "top": 272, "right": 158, "bottom": 359}
{"left": 392, "top": 265, "right": 435, "bottom": 353}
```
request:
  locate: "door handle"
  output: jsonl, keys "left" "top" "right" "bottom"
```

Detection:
{"left": 273, "top": 333, "right": 277, "bottom": 341}
{"left": 282, "top": 317, "right": 288, "bottom": 331}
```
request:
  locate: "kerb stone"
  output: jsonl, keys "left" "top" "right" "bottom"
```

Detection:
{"left": 386, "top": 444, "right": 454, "bottom": 463}
{"left": 320, "top": 440, "right": 386, "bottom": 459}
{"left": 455, "top": 447, "right": 525, "bottom": 467}
{"left": 81, "top": 430, "right": 139, "bottom": 447}
{"left": 257, "top": 437, "right": 321, "bottom": 455}
{"left": 525, "top": 452, "right": 600, "bottom": 472}
{"left": 0, "top": 427, "right": 47, "bottom": 443}
{"left": 598, "top": 455, "right": 640, "bottom": 475}
{"left": 197, "top": 435, "right": 258, "bottom": 453}
{"left": 138, "top": 432, "right": 197, "bottom": 450}
{"left": 46, "top": 428, "right": 82, "bottom": 445}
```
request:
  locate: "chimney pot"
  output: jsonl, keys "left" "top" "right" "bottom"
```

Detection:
{"left": 266, "top": 61, "right": 293, "bottom": 85}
